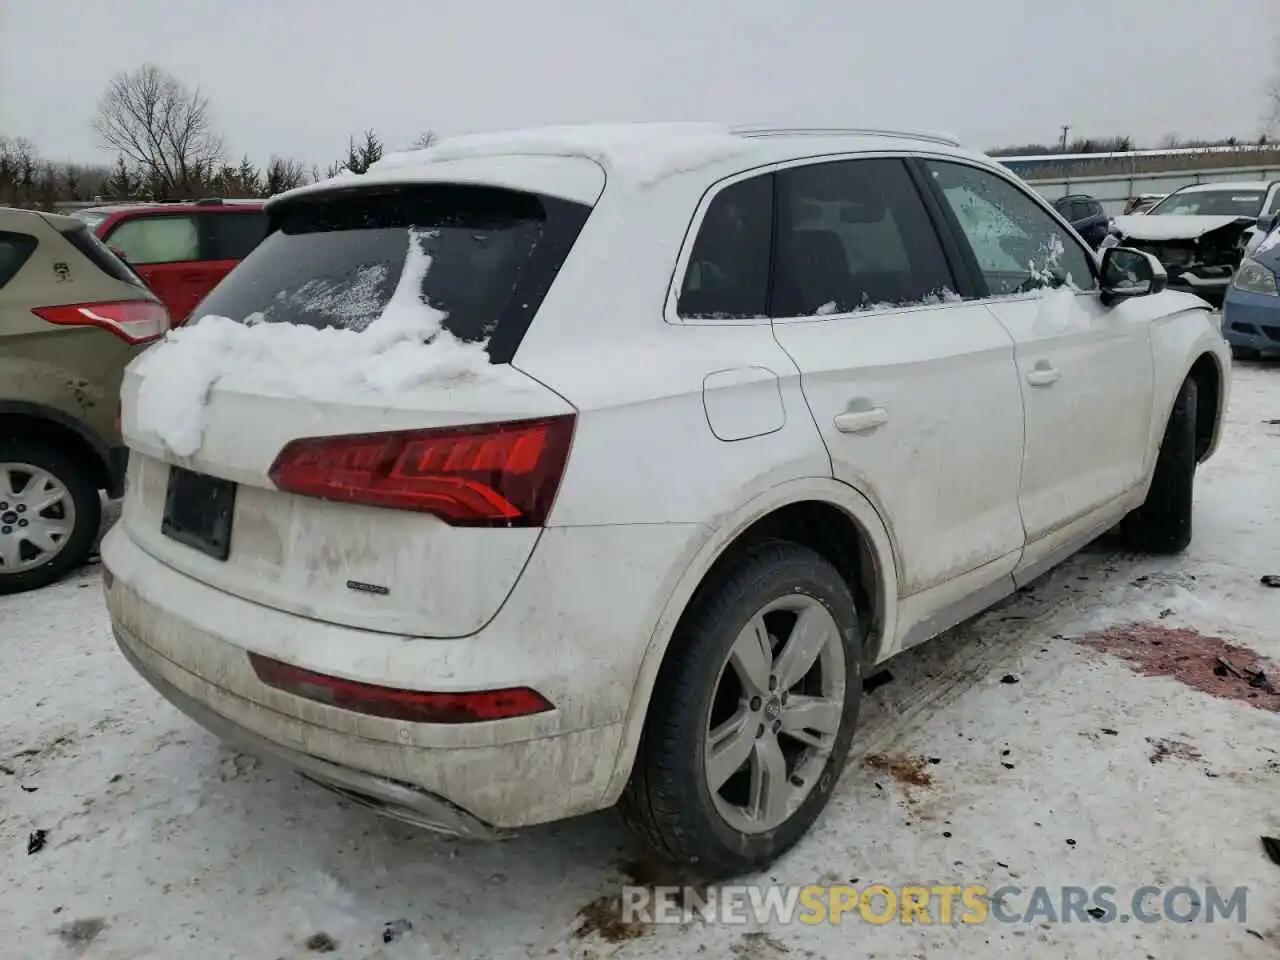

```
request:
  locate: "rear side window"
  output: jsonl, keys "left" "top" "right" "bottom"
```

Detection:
{"left": 677, "top": 174, "right": 774, "bottom": 319}
{"left": 193, "top": 184, "right": 592, "bottom": 363}
{"left": 772, "top": 158, "right": 955, "bottom": 316}
{"left": 202, "top": 211, "right": 268, "bottom": 260}
{"left": 62, "top": 224, "right": 146, "bottom": 287}
{"left": 1070, "top": 200, "right": 1091, "bottom": 221}
{"left": 0, "top": 232, "right": 37, "bottom": 288}
{"left": 106, "top": 215, "right": 200, "bottom": 264}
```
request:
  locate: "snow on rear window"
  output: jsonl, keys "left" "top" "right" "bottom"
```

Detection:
{"left": 133, "top": 229, "right": 495, "bottom": 457}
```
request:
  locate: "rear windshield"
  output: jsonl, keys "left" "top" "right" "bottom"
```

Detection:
{"left": 195, "top": 184, "right": 591, "bottom": 360}
{"left": 1148, "top": 189, "right": 1266, "bottom": 217}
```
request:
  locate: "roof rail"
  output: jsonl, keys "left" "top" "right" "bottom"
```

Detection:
{"left": 732, "top": 125, "right": 961, "bottom": 148}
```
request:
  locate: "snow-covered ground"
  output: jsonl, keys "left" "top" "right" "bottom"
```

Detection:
{"left": 2, "top": 364, "right": 1278, "bottom": 960}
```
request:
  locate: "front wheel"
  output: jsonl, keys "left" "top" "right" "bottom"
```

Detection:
{"left": 0, "top": 438, "right": 102, "bottom": 595}
{"left": 619, "top": 541, "right": 862, "bottom": 876}
{"left": 1121, "top": 377, "right": 1198, "bottom": 554}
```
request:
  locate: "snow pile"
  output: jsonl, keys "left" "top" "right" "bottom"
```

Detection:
{"left": 371, "top": 123, "right": 748, "bottom": 188}
{"left": 134, "top": 232, "right": 491, "bottom": 457}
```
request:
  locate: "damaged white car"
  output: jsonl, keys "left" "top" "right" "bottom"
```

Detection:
{"left": 1108, "top": 180, "right": 1280, "bottom": 306}
{"left": 102, "top": 123, "right": 1229, "bottom": 876}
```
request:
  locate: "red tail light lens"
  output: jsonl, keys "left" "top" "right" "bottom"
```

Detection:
{"left": 268, "top": 414, "right": 575, "bottom": 526}
{"left": 248, "top": 653, "right": 554, "bottom": 723}
{"left": 33, "top": 300, "right": 170, "bottom": 344}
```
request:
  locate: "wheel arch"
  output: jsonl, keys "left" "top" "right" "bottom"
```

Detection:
{"left": 1185, "top": 351, "right": 1224, "bottom": 462}
{"left": 601, "top": 477, "right": 899, "bottom": 805}
{"left": 0, "top": 401, "right": 117, "bottom": 495}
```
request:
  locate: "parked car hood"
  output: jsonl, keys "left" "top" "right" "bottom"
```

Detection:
{"left": 1111, "top": 214, "right": 1253, "bottom": 242}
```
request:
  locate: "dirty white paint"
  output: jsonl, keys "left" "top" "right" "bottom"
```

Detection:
{"left": 2, "top": 363, "right": 1278, "bottom": 959}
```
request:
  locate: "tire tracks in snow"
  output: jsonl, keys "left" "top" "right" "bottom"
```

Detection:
{"left": 843, "top": 539, "right": 1155, "bottom": 769}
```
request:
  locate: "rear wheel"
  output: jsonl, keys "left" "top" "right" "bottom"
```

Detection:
{"left": 0, "top": 438, "right": 101, "bottom": 595}
{"left": 619, "top": 541, "right": 862, "bottom": 876}
{"left": 1121, "top": 377, "right": 1197, "bottom": 554}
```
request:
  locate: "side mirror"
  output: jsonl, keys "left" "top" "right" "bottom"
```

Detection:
{"left": 1255, "top": 212, "right": 1277, "bottom": 236}
{"left": 1100, "top": 246, "right": 1167, "bottom": 304}
{"left": 110, "top": 246, "right": 129, "bottom": 262}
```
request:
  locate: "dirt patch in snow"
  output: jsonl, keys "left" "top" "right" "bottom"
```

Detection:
{"left": 574, "top": 893, "right": 648, "bottom": 945}
{"left": 1079, "top": 623, "right": 1280, "bottom": 712}
{"left": 731, "top": 930, "right": 791, "bottom": 958}
{"left": 863, "top": 753, "right": 933, "bottom": 787}
{"left": 1146, "top": 737, "right": 1203, "bottom": 764}
{"left": 55, "top": 917, "right": 107, "bottom": 947}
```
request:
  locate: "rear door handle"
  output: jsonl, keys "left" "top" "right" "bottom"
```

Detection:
{"left": 179, "top": 271, "right": 204, "bottom": 283}
{"left": 834, "top": 408, "right": 889, "bottom": 433}
{"left": 1026, "top": 364, "right": 1061, "bottom": 387}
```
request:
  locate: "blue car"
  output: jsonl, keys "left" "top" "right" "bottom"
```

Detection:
{"left": 1223, "top": 219, "right": 1280, "bottom": 359}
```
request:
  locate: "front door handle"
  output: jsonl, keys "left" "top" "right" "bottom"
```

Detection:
{"left": 834, "top": 407, "right": 889, "bottom": 433}
{"left": 1026, "top": 363, "right": 1061, "bottom": 387}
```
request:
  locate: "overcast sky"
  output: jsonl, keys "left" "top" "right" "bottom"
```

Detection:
{"left": 2, "top": 0, "right": 1277, "bottom": 166}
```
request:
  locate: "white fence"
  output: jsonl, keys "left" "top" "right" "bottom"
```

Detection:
{"left": 1024, "top": 164, "right": 1280, "bottom": 214}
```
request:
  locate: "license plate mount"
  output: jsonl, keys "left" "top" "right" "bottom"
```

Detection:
{"left": 161, "top": 466, "right": 236, "bottom": 561}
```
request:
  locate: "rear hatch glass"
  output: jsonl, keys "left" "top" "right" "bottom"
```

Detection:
{"left": 195, "top": 184, "right": 591, "bottom": 363}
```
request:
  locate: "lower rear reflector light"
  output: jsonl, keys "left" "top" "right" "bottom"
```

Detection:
{"left": 248, "top": 653, "right": 554, "bottom": 724}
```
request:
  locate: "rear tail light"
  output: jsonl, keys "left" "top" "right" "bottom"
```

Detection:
{"left": 248, "top": 653, "right": 554, "bottom": 723}
{"left": 33, "top": 300, "right": 170, "bottom": 344}
{"left": 268, "top": 414, "right": 575, "bottom": 526}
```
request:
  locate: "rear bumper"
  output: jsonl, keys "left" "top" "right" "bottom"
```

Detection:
{"left": 115, "top": 626, "right": 503, "bottom": 839}
{"left": 102, "top": 515, "right": 705, "bottom": 829}
{"left": 1222, "top": 288, "right": 1280, "bottom": 355}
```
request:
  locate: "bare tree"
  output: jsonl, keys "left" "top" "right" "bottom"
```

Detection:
{"left": 93, "top": 63, "right": 225, "bottom": 199}
{"left": 1267, "top": 73, "right": 1280, "bottom": 133}
{"left": 411, "top": 130, "right": 438, "bottom": 150}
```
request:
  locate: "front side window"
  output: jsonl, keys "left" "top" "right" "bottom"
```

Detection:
{"left": 677, "top": 174, "right": 773, "bottom": 319}
{"left": 924, "top": 160, "right": 1097, "bottom": 295}
{"left": 772, "top": 158, "right": 955, "bottom": 316}
{"left": 106, "top": 215, "right": 200, "bottom": 265}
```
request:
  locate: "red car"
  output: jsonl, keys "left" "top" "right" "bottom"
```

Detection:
{"left": 73, "top": 199, "right": 268, "bottom": 324}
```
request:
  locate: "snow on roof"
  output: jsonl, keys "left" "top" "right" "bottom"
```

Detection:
{"left": 272, "top": 123, "right": 970, "bottom": 207}
{"left": 369, "top": 122, "right": 749, "bottom": 189}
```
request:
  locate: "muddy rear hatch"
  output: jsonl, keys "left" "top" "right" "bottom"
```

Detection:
{"left": 119, "top": 180, "right": 593, "bottom": 637}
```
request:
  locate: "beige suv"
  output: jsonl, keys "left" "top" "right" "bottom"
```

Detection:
{"left": 0, "top": 207, "right": 168, "bottom": 594}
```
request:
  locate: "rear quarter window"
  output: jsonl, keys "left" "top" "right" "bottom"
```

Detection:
{"left": 193, "top": 184, "right": 592, "bottom": 364}
{"left": 0, "top": 231, "right": 37, "bottom": 288}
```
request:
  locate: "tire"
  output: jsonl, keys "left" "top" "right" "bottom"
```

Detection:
{"left": 0, "top": 437, "right": 102, "bottom": 595}
{"left": 1121, "top": 377, "right": 1198, "bottom": 555}
{"left": 618, "top": 540, "right": 862, "bottom": 877}
{"left": 1231, "top": 345, "right": 1259, "bottom": 361}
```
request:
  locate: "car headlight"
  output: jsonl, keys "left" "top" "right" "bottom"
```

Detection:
{"left": 1232, "top": 257, "right": 1280, "bottom": 296}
